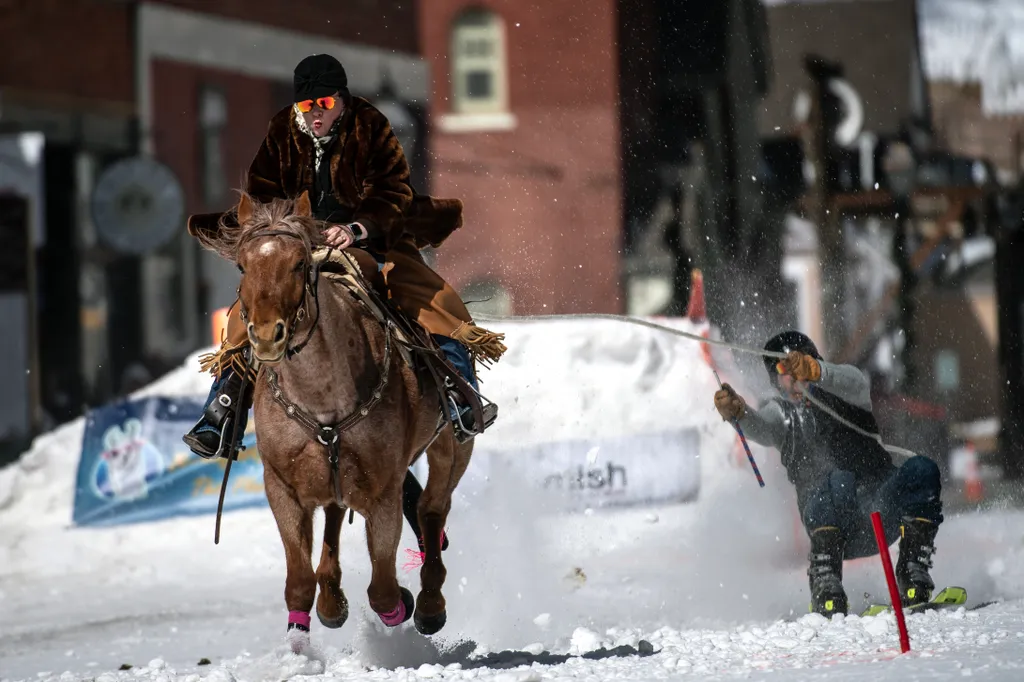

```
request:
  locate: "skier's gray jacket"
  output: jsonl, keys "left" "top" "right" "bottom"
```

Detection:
{"left": 738, "top": 361, "right": 896, "bottom": 513}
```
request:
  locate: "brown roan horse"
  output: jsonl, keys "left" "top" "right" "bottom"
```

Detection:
{"left": 200, "top": 190, "right": 473, "bottom": 647}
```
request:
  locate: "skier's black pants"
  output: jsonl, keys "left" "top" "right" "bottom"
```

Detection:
{"left": 801, "top": 455, "right": 943, "bottom": 559}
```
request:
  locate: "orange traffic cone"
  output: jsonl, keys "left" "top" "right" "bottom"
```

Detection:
{"left": 211, "top": 307, "right": 230, "bottom": 347}
{"left": 964, "top": 441, "right": 984, "bottom": 503}
{"left": 687, "top": 269, "right": 716, "bottom": 368}
{"left": 687, "top": 269, "right": 707, "bottom": 323}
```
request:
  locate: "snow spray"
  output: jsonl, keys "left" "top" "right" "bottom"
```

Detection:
{"left": 473, "top": 312, "right": 922, "bottom": 465}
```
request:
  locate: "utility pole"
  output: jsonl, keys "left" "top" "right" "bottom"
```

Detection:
{"left": 801, "top": 55, "right": 847, "bottom": 356}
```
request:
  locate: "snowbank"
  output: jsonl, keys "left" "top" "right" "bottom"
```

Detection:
{"left": 0, "top": 346, "right": 212, "bottom": 530}
{"left": 0, "top": 317, "right": 751, "bottom": 527}
{"left": 0, "top": 317, "right": 762, "bottom": 574}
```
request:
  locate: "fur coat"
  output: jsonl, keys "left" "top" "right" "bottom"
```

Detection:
{"left": 187, "top": 97, "right": 463, "bottom": 252}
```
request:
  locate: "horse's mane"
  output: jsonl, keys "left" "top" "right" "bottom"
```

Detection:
{"left": 196, "top": 191, "right": 324, "bottom": 262}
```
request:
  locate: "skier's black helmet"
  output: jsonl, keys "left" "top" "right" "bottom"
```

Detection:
{"left": 763, "top": 330, "right": 822, "bottom": 384}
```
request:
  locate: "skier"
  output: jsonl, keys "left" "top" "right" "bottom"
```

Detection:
{"left": 713, "top": 330, "right": 943, "bottom": 616}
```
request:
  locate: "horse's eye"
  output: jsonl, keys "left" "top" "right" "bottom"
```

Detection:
{"left": 237, "top": 263, "right": 245, "bottom": 274}
{"left": 294, "top": 260, "right": 306, "bottom": 273}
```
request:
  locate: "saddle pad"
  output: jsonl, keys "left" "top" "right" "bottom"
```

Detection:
{"left": 312, "top": 247, "right": 420, "bottom": 366}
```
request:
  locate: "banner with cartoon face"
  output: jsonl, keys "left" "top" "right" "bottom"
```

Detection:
{"left": 72, "top": 397, "right": 262, "bottom": 527}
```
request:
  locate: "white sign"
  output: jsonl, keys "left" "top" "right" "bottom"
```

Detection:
{"left": 413, "top": 428, "right": 701, "bottom": 512}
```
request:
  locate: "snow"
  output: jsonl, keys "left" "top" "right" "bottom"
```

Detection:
{"left": 3, "top": 317, "right": 1024, "bottom": 681}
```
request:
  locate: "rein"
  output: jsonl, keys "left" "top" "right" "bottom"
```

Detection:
{"left": 264, "top": 320, "right": 395, "bottom": 507}
{"left": 214, "top": 349, "right": 255, "bottom": 544}
{"left": 230, "top": 226, "right": 405, "bottom": 510}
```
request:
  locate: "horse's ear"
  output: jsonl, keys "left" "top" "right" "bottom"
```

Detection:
{"left": 238, "top": 193, "right": 255, "bottom": 225}
{"left": 294, "top": 190, "right": 312, "bottom": 218}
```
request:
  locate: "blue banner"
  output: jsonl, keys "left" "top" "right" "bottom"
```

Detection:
{"left": 72, "top": 396, "right": 267, "bottom": 527}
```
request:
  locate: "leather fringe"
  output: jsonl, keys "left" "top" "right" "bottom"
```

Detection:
{"left": 450, "top": 321, "right": 507, "bottom": 368}
{"left": 198, "top": 340, "right": 257, "bottom": 381}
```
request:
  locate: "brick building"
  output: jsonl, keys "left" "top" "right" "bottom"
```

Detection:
{"left": 135, "top": 2, "right": 428, "bottom": 360}
{"left": 417, "top": 0, "right": 624, "bottom": 316}
{"left": 417, "top": 0, "right": 774, "bottom": 321}
{"left": 0, "top": 0, "right": 137, "bottom": 441}
{"left": 0, "top": 0, "right": 427, "bottom": 441}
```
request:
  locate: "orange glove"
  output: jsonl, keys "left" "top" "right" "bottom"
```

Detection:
{"left": 776, "top": 350, "right": 821, "bottom": 382}
{"left": 714, "top": 383, "right": 746, "bottom": 421}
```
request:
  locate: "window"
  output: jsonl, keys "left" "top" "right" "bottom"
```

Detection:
{"left": 450, "top": 8, "right": 508, "bottom": 115}
{"left": 199, "top": 85, "right": 228, "bottom": 206}
{"left": 934, "top": 349, "right": 960, "bottom": 392}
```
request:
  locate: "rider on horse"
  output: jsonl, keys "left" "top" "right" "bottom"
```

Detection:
{"left": 182, "top": 53, "right": 505, "bottom": 461}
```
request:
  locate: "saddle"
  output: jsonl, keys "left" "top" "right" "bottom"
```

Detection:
{"left": 311, "top": 247, "right": 490, "bottom": 439}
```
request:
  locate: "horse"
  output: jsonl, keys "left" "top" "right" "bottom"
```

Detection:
{"left": 196, "top": 189, "right": 473, "bottom": 648}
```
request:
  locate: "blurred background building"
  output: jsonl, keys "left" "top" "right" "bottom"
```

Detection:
{"left": 3, "top": 0, "right": 1024, "bottom": 494}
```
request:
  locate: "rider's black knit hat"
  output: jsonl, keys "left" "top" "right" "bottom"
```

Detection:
{"left": 293, "top": 54, "right": 349, "bottom": 102}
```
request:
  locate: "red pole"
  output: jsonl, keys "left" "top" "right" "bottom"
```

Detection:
{"left": 871, "top": 511, "right": 910, "bottom": 653}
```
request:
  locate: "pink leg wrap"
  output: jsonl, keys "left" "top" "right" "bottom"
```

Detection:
{"left": 378, "top": 599, "right": 407, "bottom": 627}
{"left": 288, "top": 610, "right": 311, "bottom": 631}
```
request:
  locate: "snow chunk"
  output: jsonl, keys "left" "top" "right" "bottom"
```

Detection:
{"left": 569, "top": 627, "right": 604, "bottom": 654}
{"left": 862, "top": 616, "right": 891, "bottom": 637}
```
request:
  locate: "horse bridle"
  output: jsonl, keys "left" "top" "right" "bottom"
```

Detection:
{"left": 235, "top": 226, "right": 323, "bottom": 359}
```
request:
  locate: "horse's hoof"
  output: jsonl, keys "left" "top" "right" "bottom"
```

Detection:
{"left": 378, "top": 587, "right": 415, "bottom": 627}
{"left": 414, "top": 609, "right": 447, "bottom": 636}
{"left": 316, "top": 603, "right": 349, "bottom": 629}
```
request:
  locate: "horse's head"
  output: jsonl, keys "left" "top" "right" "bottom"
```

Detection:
{"left": 231, "top": 191, "right": 319, "bottom": 364}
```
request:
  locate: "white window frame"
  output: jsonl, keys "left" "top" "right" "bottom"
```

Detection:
{"left": 199, "top": 85, "right": 228, "bottom": 207}
{"left": 441, "top": 8, "right": 516, "bottom": 133}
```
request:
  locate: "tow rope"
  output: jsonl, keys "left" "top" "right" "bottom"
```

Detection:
{"left": 472, "top": 313, "right": 919, "bottom": 473}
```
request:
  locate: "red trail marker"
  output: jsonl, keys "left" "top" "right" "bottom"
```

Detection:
{"left": 871, "top": 510, "right": 910, "bottom": 653}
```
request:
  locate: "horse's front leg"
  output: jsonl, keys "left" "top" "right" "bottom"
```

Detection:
{"left": 415, "top": 434, "right": 473, "bottom": 635}
{"left": 364, "top": 479, "right": 414, "bottom": 627}
{"left": 315, "top": 503, "right": 349, "bottom": 628}
{"left": 264, "top": 462, "right": 317, "bottom": 651}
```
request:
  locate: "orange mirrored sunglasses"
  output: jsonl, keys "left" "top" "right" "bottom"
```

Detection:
{"left": 296, "top": 96, "right": 337, "bottom": 113}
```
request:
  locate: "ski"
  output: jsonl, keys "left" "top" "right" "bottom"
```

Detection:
{"left": 860, "top": 586, "right": 967, "bottom": 617}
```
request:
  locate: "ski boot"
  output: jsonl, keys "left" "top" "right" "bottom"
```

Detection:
{"left": 895, "top": 516, "right": 938, "bottom": 607}
{"left": 182, "top": 362, "right": 253, "bottom": 460}
{"left": 807, "top": 526, "right": 848, "bottom": 617}
{"left": 433, "top": 334, "right": 498, "bottom": 443}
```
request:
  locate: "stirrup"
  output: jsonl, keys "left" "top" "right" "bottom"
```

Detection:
{"left": 184, "top": 414, "right": 247, "bottom": 461}
{"left": 214, "top": 414, "right": 246, "bottom": 461}
{"left": 449, "top": 395, "right": 498, "bottom": 444}
{"left": 441, "top": 371, "right": 496, "bottom": 443}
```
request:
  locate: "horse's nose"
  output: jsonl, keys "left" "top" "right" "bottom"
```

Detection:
{"left": 247, "top": 319, "right": 288, "bottom": 358}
